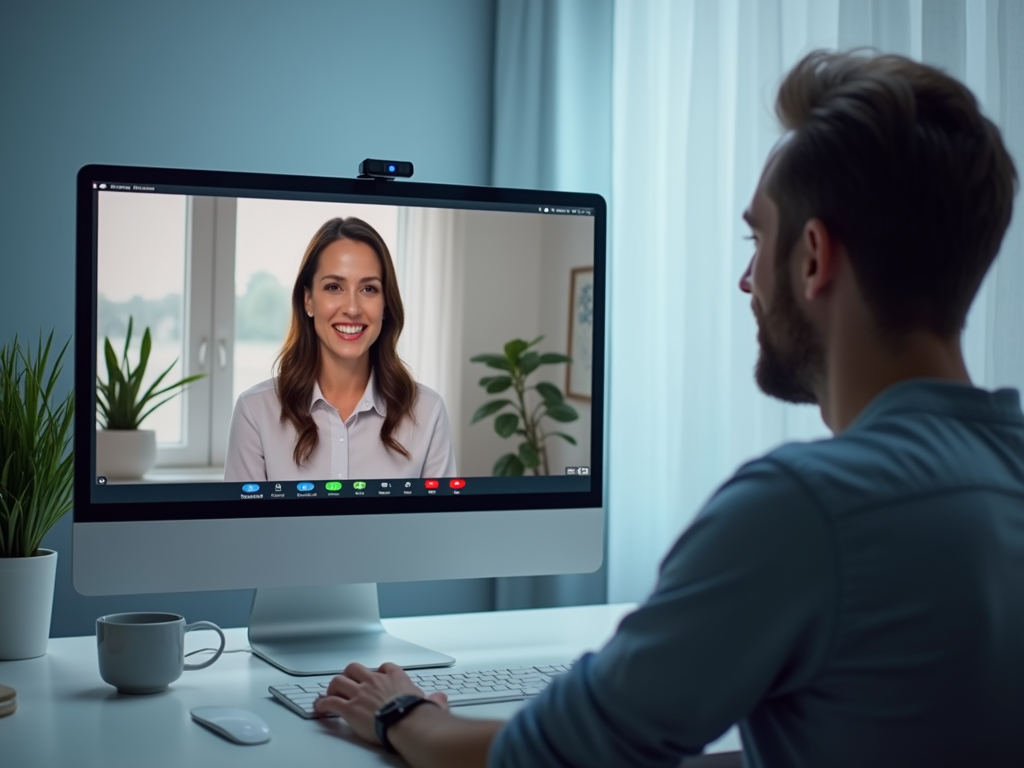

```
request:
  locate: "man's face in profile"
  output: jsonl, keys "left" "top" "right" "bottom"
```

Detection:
{"left": 740, "top": 156, "right": 823, "bottom": 405}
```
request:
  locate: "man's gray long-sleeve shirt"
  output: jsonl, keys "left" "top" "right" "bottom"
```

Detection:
{"left": 491, "top": 380, "right": 1024, "bottom": 768}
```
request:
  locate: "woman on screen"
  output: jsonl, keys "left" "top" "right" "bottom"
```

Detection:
{"left": 224, "top": 217, "right": 456, "bottom": 482}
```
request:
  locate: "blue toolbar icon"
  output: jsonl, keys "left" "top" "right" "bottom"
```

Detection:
{"left": 242, "top": 484, "right": 260, "bottom": 493}
{"left": 297, "top": 482, "right": 315, "bottom": 492}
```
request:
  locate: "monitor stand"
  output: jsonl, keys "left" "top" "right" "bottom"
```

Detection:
{"left": 247, "top": 583, "right": 455, "bottom": 676}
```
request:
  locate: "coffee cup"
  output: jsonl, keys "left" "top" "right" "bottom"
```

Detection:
{"left": 96, "top": 612, "right": 225, "bottom": 694}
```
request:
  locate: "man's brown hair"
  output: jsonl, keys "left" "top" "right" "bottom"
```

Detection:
{"left": 768, "top": 50, "right": 1018, "bottom": 337}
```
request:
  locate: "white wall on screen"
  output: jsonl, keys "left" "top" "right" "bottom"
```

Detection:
{"left": 458, "top": 211, "right": 542, "bottom": 476}
{"left": 456, "top": 211, "right": 593, "bottom": 478}
{"left": 536, "top": 215, "right": 593, "bottom": 476}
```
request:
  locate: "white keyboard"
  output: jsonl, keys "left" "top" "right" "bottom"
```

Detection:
{"left": 269, "top": 663, "right": 571, "bottom": 719}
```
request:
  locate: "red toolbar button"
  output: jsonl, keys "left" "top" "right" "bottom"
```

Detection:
{"left": 449, "top": 479, "right": 466, "bottom": 489}
{"left": 425, "top": 479, "right": 439, "bottom": 489}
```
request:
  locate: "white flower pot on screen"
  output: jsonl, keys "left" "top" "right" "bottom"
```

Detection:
{"left": 96, "top": 429, "right": 157, "bottom": 480}
{"left": 0, "top": 549, "right": 58, "bottom": 660}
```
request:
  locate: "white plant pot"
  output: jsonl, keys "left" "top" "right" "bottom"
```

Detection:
{"left": 96, "top": 429, "right": 157, "bottom": 480}
{"left": 0, "top": 549, "right": 58, "bottom": 660}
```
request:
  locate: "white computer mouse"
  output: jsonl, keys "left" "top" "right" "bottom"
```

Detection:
{"left": 191, "top": 706, "right": 272, "bottom": 745}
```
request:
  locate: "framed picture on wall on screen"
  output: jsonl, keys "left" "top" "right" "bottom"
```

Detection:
{"left": 566, "top": 266, "right": 594, "bottom": 401}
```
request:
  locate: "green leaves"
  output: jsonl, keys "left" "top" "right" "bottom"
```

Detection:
{"left": 479, "top": 375, "right": 513, "bottom": 394}
{"left": 471, "top": 336, "right": 582, "bottom": 477}
{"left": 519, "top": 352, "right": 541, "bottom": 376}
{"left": 471, "top": 399, "right": 512, "bottom": 424}
{"left": 503, "top": 338, "right": 530, "bottom": 363}
{"left": 0, "top": 331, "right": 75, "bottom": 558}
{"left": 518, "top": 442, "right": 540, "bottom": 469}
{"left": 535, "top": 382, "right": 563, "bottom": 404}
{"left": 545, "top": 403, "right": 579, "bottom": 422}
{"left": 539, "top": 352, "right": 571, "bottom": 365}
{"left": 492, "top": 442, "right": 540, "bottom": 474}
{"left": 96, "top": 316, "right": 206, "bottom": 430}
{"left": 469, "top": 353, "right": 511, "bottom": 372}
{"left": 495, "top": 413, "right": 519, "bottom": 438}
{"left": 493, "top": 453, "right": 525, "bottom": 476}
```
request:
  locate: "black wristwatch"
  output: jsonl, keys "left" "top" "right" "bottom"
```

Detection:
{"left": 375, "top": 694, "right": 437, "bottom": 753}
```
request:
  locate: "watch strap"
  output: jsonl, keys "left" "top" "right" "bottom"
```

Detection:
{"left": 375, "top": 694, "right": 436, "bottom": 753}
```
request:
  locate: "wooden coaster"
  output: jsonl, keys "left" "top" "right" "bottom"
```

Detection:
{"left": 0, "top": 684, "right": 16, "bottom": 717}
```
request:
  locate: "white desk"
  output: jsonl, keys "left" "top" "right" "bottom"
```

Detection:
{"left": 0, "top": 604, "right": 740, "bottom": 767}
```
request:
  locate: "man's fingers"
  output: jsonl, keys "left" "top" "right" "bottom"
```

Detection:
{"left": 377, "top": 661, "right": 404, "bottom": 675}
{"left": 314, "top": 694, "right": 349, "bottom": 716}
{"left": 426, "top": 691, "right": 450, "bottom": 711}
{"left": 325, "top": 673, "right": 362, "bottom": 698}
{"left": 343, "top": 662, "right": 376, "bottom": 683}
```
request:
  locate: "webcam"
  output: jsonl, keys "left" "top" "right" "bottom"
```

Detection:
{"left": 358, "top": 159, "right": 414, "bottom": 180}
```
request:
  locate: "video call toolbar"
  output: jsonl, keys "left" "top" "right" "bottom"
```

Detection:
{"left": 235, "top": 478, "right": 471, "bottom": 499}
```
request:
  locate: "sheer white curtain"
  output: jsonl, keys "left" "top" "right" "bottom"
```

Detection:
{"left": 491, "top": 0, "right": 613, "bottom": 609}
{"left": 394, "top": 208, "right": 466, "bottom": 462}
{"left": 607, "top": 0, "right": 1024, "bottom": 603}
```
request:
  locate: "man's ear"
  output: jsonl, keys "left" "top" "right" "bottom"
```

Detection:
{"left": 799, "top": 218, "right": 841, "bottom": 301}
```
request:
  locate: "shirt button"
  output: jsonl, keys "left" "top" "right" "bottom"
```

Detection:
{"left": 339, "top": 437, "right": 345, "bottom": 443}
{"left": 363, "top": 401, "right": 370, "bottom": 408}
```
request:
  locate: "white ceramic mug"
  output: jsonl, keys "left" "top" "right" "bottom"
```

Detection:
{"left": 96, "top": 612, "right": 225, "bottom": 694}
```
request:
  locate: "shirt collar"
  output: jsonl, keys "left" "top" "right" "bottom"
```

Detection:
{"left": 849, "top": 378, "right": 1023, "bottom": 432}
{"left": 309, "top": 370, "right": 387, "bottom": 417}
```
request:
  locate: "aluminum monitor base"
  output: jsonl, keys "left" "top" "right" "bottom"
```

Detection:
{"left": 247, "top": 583, "right": 454, "bottom": 676}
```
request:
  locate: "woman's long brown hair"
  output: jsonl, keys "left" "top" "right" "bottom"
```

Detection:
{"left": 276, "top": 217, "right": 416, "bottom": 466}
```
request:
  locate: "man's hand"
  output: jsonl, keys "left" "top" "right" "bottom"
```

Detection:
{"left": 314, "top": 661, "right": 449, "bottom": 745}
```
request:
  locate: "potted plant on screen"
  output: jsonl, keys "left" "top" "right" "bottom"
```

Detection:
{"left": 95, "top": 317, "right": 205, "bottom": 480}
{"left": 0, "top": 331, "right": 74, "bottom": 659}
{"left": 470, "top": 336, "right": 578, "bottom": 475}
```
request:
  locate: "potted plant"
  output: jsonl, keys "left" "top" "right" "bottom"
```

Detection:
{"left": 470, "top": 336, "right": 578, "bottom": 475}
{"left": 0, "top": 331, "right": 74, "bottom": 659}
{"left": 95, "top": 317, "right": 205, "bottom": 480}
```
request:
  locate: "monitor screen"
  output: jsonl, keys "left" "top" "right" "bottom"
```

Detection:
{"left": 73, "top": 165, "right": 606, "bottom": 673}
{"left": 77, "top": 168, "right": 603, "bottom": 518}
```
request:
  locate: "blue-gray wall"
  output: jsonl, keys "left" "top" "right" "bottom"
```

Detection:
{"left": 1, "top": 0, "right": 498, "bottom": 636}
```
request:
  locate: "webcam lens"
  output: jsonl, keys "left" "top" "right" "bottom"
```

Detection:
{"left": 388, "top": 164, "right": 397, "bottom": 173}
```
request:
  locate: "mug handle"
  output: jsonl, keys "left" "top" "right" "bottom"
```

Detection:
{"left": 183, "top": 621, "right": 226, "bottom": 670}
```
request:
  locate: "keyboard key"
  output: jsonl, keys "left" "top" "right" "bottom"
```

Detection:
{"left": 271, "top": 662, "right": 574, "bottom": 719}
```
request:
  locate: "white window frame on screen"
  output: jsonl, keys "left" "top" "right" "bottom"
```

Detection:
{"left": 154, "top": 196, "right": 237, "bottom": 469}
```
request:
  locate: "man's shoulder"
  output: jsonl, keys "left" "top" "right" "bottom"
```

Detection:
{"left": 753, "top": 400, "right": 1024, "bottom": 518}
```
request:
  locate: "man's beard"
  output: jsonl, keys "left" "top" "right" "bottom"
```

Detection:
{"left": 753, "top": 274, "right": 824, "bottom": 405}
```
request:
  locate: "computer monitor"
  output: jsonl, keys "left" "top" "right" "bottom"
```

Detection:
{"left": 73, "top": 164, "right": 606, "bottom": 675}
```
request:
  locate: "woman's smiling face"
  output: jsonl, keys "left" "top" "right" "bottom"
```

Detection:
{"left": 304, "top": 238, "right": 385, "bottom": 366}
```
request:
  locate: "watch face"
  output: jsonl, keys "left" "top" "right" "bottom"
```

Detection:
{"left": 378, "top": 694, "right": 422, "bottom": 718}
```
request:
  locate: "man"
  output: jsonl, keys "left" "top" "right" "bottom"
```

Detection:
{"left": 314, "top": 50, "right": 1023, "bottom": 767}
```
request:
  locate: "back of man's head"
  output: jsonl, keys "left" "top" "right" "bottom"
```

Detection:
{"left": 767, "top": 50, "right": 1018, "bottom": 338}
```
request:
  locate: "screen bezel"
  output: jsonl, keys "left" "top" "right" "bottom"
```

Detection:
{"left": 74, "top": 164, "right": 607, "bottom": 525}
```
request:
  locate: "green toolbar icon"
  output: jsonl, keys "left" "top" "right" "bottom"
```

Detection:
{"left": 353, "top": 481, "right": 367, "bottom": 490}
{"left": 325, "top": 481, "right": 342, "bottom": 491}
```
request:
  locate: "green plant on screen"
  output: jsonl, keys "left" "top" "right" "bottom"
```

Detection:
{"left": 96, "top": 317, "right": 205, "bottom": 430}
{"left": 470, "top": 336, "right": 578, "bottom": 476}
